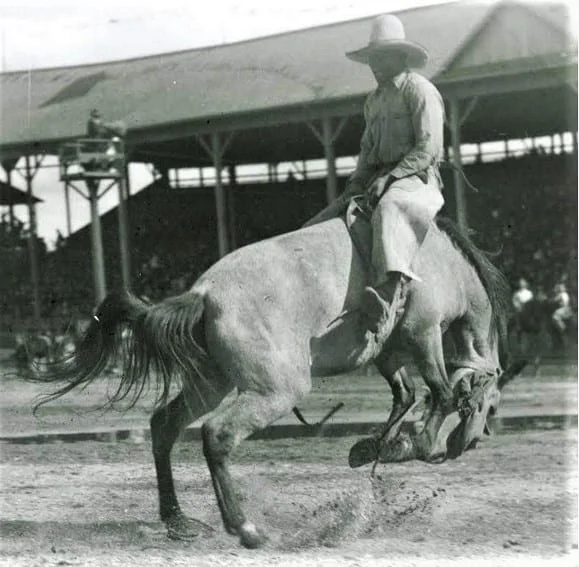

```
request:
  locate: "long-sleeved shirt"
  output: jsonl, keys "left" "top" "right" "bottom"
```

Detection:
{"left": 349, "top": 70, "right": 445, "bottom": 190}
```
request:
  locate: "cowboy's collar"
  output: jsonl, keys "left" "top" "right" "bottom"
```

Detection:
{"left": 376, "top": 70, "right": 408, "bottom": 91}
{"left": 393, "top": 70, "right": 408, "bottom": 88}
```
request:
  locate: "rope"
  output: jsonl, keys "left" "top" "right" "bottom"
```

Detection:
{"left": 440, "top": 162, "right": 480, "bottom": 193}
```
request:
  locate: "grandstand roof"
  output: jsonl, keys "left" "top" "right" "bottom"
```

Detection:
{"left": 0, "top": 181, "right": 42, "bottom": 205}
{"left": 0, "top": 0, "right": 576, "bottom": 166}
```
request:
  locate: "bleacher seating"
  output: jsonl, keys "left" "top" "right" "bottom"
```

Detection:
{"left": 1, "top": 153, "right": 576, "bottom": 332}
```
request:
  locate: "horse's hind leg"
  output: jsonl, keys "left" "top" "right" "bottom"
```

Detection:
{"left": 202, "top": 381, "right": 308, "bottom": 549}
{"left": 151, "top": 387, "right": 228, "bottom": 539}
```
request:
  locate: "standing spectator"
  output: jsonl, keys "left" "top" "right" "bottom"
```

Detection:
{"left": 551, "top": 282, "right": 573, "bottom": 333}
{"left": 512, "top": 278, "right": 534, "bottom": 313}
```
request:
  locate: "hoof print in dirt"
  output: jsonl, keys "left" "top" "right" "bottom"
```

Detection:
{"left": 165, "top": 515, "right": 214, "bottom": 541}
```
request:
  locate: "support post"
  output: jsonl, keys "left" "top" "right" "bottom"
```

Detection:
{"left": 227, "top": 164, "right": 237, "bottom": 251}
{"left": 24, "top": 155, "right": 41, "bottom": 327}
{"left": 87, "top": 180, "right": 107, "bottom": 304}
{"left": 322, "top": 116, "right": 338, "bottom": 204}
{"left": 1, "top": 158, "right": 19, "bottom": 227}
{"left": 6, "top": 167, "right": 15, "bottom": 228}
{"left": 449, "top": 99, "right": 468, "bottom": 230}
{"left": 211, "top": 132, "right": 229, "bottom": 258}
{"left": 64, "top": 182, "right": 72, "bottom": 235}
{"left": 117, "top": 172, "right": 131, "bottom": 291}
{"left": 158, "top": 165, "right": 169, "bottom": 186}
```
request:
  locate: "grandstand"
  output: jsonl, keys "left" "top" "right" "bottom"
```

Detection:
{"left": 0, "top": 0, "right": 577, "bottom": 336}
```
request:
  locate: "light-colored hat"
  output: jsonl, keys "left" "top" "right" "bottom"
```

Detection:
{"left": 346, "top": 14, "right": 428, "bottom": 68}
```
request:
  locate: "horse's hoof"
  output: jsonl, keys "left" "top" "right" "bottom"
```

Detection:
{"left": 165, "top": 513, "right": 214, "bottom": 540}
{"left": 348, "top": 437, "right": 378, "bottom": 468}
{"left": 239, "top": 521, "right": 267, "bottom": 549}
{"left": 377, "top": 433, "right": 417, "bottom": 463}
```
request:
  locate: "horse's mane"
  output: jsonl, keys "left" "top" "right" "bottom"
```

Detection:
{"left": 435, "top": 216, "right": 511, "bottom": 367}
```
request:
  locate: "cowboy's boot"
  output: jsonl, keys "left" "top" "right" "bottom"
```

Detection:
{"left": 360, "top": 272, "right": 409, "bottom": 343}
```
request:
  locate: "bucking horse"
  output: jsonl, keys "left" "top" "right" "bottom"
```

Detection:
{"left": 29, "top": 204, "right": 522, "bottom": 549}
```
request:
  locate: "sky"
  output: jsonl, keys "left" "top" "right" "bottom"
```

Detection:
{"left": 0, "top": 0, "right": 457, "bottom": 71}
{"left": 0, "top": 0, "right": 574, "bottom": 248}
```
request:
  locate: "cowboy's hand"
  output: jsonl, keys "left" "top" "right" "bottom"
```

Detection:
{"left": 344, "top": 182, "right": 364, "bottom": 198}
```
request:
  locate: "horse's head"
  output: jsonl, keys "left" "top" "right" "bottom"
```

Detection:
{"left": 445, "top": 359, "right": 526, "bottom": 459}
{"left": 445, "top": 369, "right": 501, "bottom": 459}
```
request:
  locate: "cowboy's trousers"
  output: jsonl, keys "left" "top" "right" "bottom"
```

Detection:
{"left": 370, "top": 167, "right": 444, "bottom": 283}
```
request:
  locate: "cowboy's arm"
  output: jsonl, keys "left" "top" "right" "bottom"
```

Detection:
{"left": 301, "top": 195, "right": 350, "bottom": 227}
{"left": 389, "top": 79, "right": 444, "bottom": 180}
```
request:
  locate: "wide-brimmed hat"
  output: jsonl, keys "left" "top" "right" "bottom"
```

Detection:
{"left": 346, "top": 14, "right": 428, "bottom": 68}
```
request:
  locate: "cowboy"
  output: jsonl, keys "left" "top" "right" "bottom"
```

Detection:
{"left": 307, "top": 14, "right": 445, "bottom": 343}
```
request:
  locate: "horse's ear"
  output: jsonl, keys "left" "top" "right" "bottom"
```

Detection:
{"left": 498, "top": 359, "right": 527, "bottom": 390}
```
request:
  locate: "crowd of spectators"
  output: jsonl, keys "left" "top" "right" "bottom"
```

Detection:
{"left": 457, "top": 152, "right": 576, "bottom": 301}
{"left": 0, "top": 152, "right": 576, "bottom": 342}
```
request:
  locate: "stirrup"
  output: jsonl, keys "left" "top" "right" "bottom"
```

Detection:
{"left": 362, "top": 282, "right": 406, "bottom": 343}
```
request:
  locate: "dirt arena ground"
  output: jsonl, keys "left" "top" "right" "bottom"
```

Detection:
{"left": 1, "top": 429, "right": 577, "bottom": 566}
{"left": 0, "top": 361, "right": 577, "bottom": 566}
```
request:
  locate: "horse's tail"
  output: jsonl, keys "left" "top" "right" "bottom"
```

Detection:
{"left": 435, "top": 217, "right": 511, "bottom": 368}
{"left": 31, "top": 290, "right": 216, "bottom": 413}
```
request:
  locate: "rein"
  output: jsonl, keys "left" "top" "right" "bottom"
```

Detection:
{"left": 439, "top": 161, "right": 480, "bottom": 193}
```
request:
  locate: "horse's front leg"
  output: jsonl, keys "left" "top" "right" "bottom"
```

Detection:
{"left": 349, "top": 354, "right": 419, "bottom": 468}
{"left": 378, "top": 326, "right": 454, "bottom": 463}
